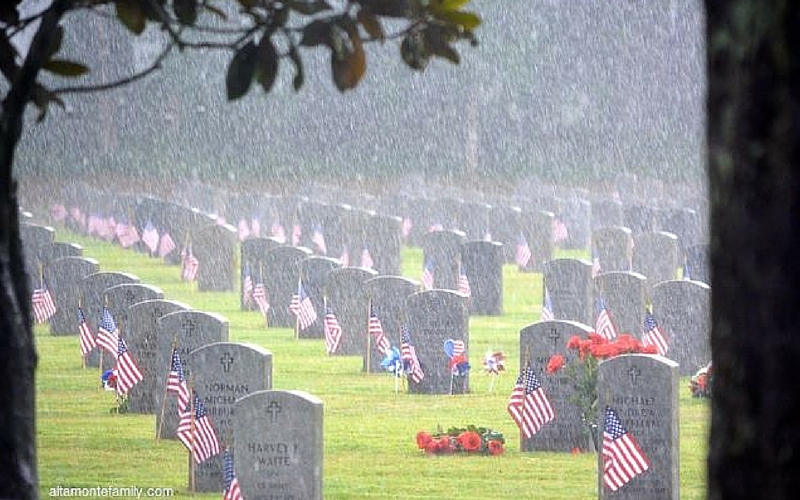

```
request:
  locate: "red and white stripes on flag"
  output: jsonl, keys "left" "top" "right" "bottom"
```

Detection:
{"left": 368, "top": 306, "right": 391, "bottom": 356}
{"left": 223, "top": 449, "right": 244, "bottom": 500}
{"left": 552, "top": 218, "right": 569, "bottom": 245}
{"left": 116, "top": 222, "right": 140, "bottom": 248}
{"left": 177, "top": 393, "right": 221, "bottom": 464}
{"left": 31, "top": 287, "right": 57, "bottom": 323}
{"left": 507, "top": 362, "right": 555, "bottom": 439}
{"left": 96, "top": 307, "right": 120, "bottom": 355}
{"left": 595, "top": 299, "right": 619, "bottom": 340}
{"left": 642, "top": 310, "right": 669, "bottom": 356}
{"left": 541, "top": 287, "right": 555, "bottom": 321}
{"left": 324, "top": 308, "right": 343, "bottom": 355}
{"left": 167, "top": 347, "right": 190, "bottom": 413}
{"left": 141, "top": 222, "right": 160, "bottom": 254}
{"left": 77, "top": 306, "right": 96, "bottom": 357}
{"left": 242, "top": 273, "right": 254, "bottom": 306}
{"left": 157, "top": 232, "right": 176, "bottom": 258}
{"left": 515, "top": 234, "right": 532, "bottom": 267}
{"left": 400, "top": 326, "right": 424, "bottom": 383}
{"left": 115, "top": 337, "right": 143, "bottom": 394}
{"left": 360, "top": 246, "right": 374, "bottom": 269}
{"left": 602, "top": 406, "right": 650, "bottom": 491}
{"left": 458, "top": 268, "right": 471, "bottom": 297}
{"left": 421, "top": 261, "right": 434, "bottom": 290}
{"left": 253, "top": 283, "right": 270, "bottom": 319}
{"left": 289, "top": 283, "right": 317, "bottom": 331}
{"left": 181, "top": 247, "right": 199, "bottom": 281}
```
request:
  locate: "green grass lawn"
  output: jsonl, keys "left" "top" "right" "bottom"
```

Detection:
{"left": 36, "top": 234, "right": 708, "bottom": 499}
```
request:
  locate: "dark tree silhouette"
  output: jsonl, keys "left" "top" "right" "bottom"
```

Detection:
{"left": 706, "top": 1, "right": 800, "bottom": 499}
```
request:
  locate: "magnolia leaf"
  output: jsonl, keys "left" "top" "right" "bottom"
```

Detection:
{"left": 256, "top": 35, "right": 279, "bottom": 93}
{"left": 42, "top": 59, "right": 90, "bottom": 77}
{"left": 46, "top": 25, "right": 64, "bottom": 60}
{"left": 400, "top": 32, "right": 429, "bottom": 71}
{"left": 354, "top": 0, "right": 410, "bottom": 17}
{"left": 116, "top": 1, "right": 146, "bottom": 35}
{"left": 424, "top": 26, "right": 460, "bottom": 65}
{"left": 300, "top": 19, "right": 333, "bottom": 47}
{"left": 225, "top": 41, "right": 257, "bottom": 101}
{"left": 288, "top": 0, "right": 332, "bottom": 15}
{"left": 432, "top": 0, "right": 471, "bottom": 10}
{"left": 173, "top": 0, "right": 198, "bottom": 26}
{"left": 330, "top": 20, "right": 366, "bottom": 92}
{"left": 357, "top": 8, "right": 385, "bottom": 43}
{"left": 288, "top": 44, "right": 304, "bottom": 91}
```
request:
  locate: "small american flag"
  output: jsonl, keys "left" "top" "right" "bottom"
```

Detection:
{"left": 116, "top": 221, "right": 140, "bottom": 248}
{"left": 642, "top": 310, "right": 668, "bottom": 356}
{"left": 242, "top": 269, "right": 254, "bottom": 306}
{"left": 592, "top": 252, "right": 602, "bottom": 278}
{"left": 250, "top": 217, "right": 261, "bottom": 237}
{"left": 96, "top": 307, "right": 120, "bottom": 355}
{"left": 507, "top": 362, "right": 555, "bottom": 438}
{"left": 181, "top": 247, "right": 199, "bottom": 281}
{"left": 141, "top": 222, "right": 160, "bottom": 254}
{"left": 421, "top": 260, "right": 434, "bottom": 290}
{"left": 237, "top": 218, "right": 251, "bottom": 241}
{"left": 77, "top": 306, "right": 96, "bottom": 357}
{"left": 271, "top": 219, "right": 286, "bottom": 242}
{"left": 311, "top": 225, "right": 327, "bottom": 255}
{"left": 32, "top": 286, "right": 57, "bottom": 324}
{"left": 541, "top": 286, "right": 554, "bottom": 321}
{"left": 402, "top": 218, "right": 412, "bottom": 239}
{"left": 450, "top": 339, "right": 465, "bottom": 358}
{"left": 167, "top": 347, "right": 190, "bottom": 413}
{"left": 603, "top": 406, "right": 650, "bottom": 491}
{"left": 324, "top": 307, "right": 343, "bottom": 355}
{"left": 595, "top": 298, "right": 619, "bottom": 340}
{"left": 158, "top": 232, "right": 176, "bottom": 258}
{"left": 458, "top": 267, "right": 471, "bottom": 297}
{"left": 177, "top": 392, "right": 221, "bottom": 464}
{"left": 115, "top": 336, "right": 143, "bottom": 394}
{"left": 400, "top": 326, "right": 424, "bottom": 383}
{"left": 222, "top": 449, "right": 244, "bottom": 500}
{"left": 368, "top": 305, "right": 390, "bottom": 356}
{"left": 552, "top": 218, "right": 569, "bottom": 245}
{"left": 253, "top": 283, "right": 270, "bottom": 319}
{"left": 339, "top": 247, "right": 350, "bottom": 267}
{"left": 291, "top": 223, "right": 302, "bottom": 246}
{"left": 515, "top": 233, "right": 532, "bottom": 267}
{"left": 360, "top": 246, "right": 374, "bottom": 269}
{"left": 289, "top": 282, "right": 317, "bottom": 331}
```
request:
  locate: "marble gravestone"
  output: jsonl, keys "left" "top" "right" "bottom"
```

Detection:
{"left": 263, "top": 246, "right": 313, "bottom": 328}
{"left": 421, "top": 230, "right": 467, "bottom": 291}
{"left": 362, "top": 212, "right": 403, "bottom": 275}
{"left": 595, "top": 271, "right": 647, "bottom": 339}
{"left": 519, "top": 320, "right": 595, "bottom": 452}
{"left": 323, "top": 267, "right": 379, "bottom": 358}
{"left": 126, "top": 299, "right": 192, "bottom": 414}
{"left": 460, "top": 240, "right": 504, "bottom": 316}
{"left": 155, "top": 310, "right": 229, "bottom": 440}
{"left": 193, "top": 223, "right": 237, "bottom": 292}
{"left": 683, "top": 244, "right": 710, "bottom": 284}
{"left": 597, "top": 354, "right": 679, "bottom": 500}
{"left": 542, "top": 258, "right": 594, "bottom": 326}
{"left": 591, "top": 199, "right": 624, "bottom": 231}
{"left": 363, "top": 275, "right": 420, "bottom": 373}
{"left": 592, "top": 226, "right": 634, "bottom": 274}
{"left": 20, "top": 222, "right": 55, "bottom": 288}
{"left": 39, "top": 241, "right": 83, "bottom": 268}
{"left": 82, "top": 271, "right": 141, "bottom": 367}
{"left": 44, "top": 256, "right": 99, "bottom": 336}
{"left": 651, "top": 280, "right": 711, "bottom": 376}
{"left": 632, "top": 231, "right": 681, "bottom": 291}
{"left": 560, "top": 197, "right": 592, "bottom": 250}
{"left": 405, "top": 290, "right": 469, "bottom": 395}
{"left": 234, "top": 390, "right": 324, "bottom": 500}
{"left": 186, "top": 342, "right": 273, "bottom": 492}
{"left": 520, "top": 209, "right": 554, "bottom": 273}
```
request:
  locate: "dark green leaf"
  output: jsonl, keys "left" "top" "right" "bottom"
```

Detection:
{"left": 116, "top": 1, "right": 147, "bottom": 35}
{"left": 288, "top": 0, "right": 332, "bottom": 15}
{"left": 174, "top": 0, "right": 198, "bottom": 26}
{"left": 300, "top": 20, "right": 332, "bottom": 47}
{"left": 431, "top": 9, "right": 481, "bottom": 30}
{"left": 225, "top": 41, "right": 257, "bottom": 101}
{"left": 288, "top": 44, "right": 304, "bottom": 91}
{"left": 357, "top": 8, "right": 385, "bottom": 43}
{"left": 42, "top": 59, "right": 90, "bottom": 77}
{"left": 424, "top": 26, "right": 460, "bottom": 65}
{"left": 256, "top": 35, "right": 279, "bottom": 93}
{"left": 46, "top": 25, "right": 64, "bottom": 59}
{"left": 400, "top": 32, "right": 429, "bottom": 71}
{"left": 354, "top": 0, "right": 410, "bottom": 17}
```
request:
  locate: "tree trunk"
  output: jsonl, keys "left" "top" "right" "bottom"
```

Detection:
{"left": 0, "top": 2, "right": 69, "bottom": 498}
{"left": 706, "top": 2, "right": 800, "bottom": 499}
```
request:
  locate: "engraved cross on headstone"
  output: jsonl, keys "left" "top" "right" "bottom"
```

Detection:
{"left": 548, "top": 328, "right": 561, "bottom": 349}
{"left": 266, "top": 401, "right": 282, "bottom": 423}
{"left": 628, "top": 365, "right": 641, "bottom": 386}
{"left": 220, "top": 352, "right": 234, "bottom": 373}
{"left": 182, "top": 318, "right": 197, "bottom": 338}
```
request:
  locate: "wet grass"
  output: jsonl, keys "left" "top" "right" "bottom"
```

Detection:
{"left": 36, "top": 232, "right": 708, "bottom": 499}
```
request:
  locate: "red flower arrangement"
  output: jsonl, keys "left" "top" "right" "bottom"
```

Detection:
{"left": 546, "top": 333, "right": 659, "bottom": 446}
{"left": 415, "top": 426, "right": 504, "bottom": 456}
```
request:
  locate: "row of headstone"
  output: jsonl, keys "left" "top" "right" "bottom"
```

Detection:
{"left": 520, "top": 320, "right": 679, "bottom": 499}
{"left": 543, "top": 259, "right": 710, "bottom": 376}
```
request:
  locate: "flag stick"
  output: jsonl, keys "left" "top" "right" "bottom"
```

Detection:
{"left": 156, "top": 336, "right": 179, "bottom": 443}
{"left": 365, "top": 301, "right": 372, "bottom": 374}
{"left": 294, "top": 275, "right": 301, "bottom": 341}
{"left": 489, "top": 372, "right": 496, "bottom": 394}
{"left": 188, "top": 380, "right": 197, "bottom": 493}
{"left": 394, "top": 361, "right": 400, "bottom": 395}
